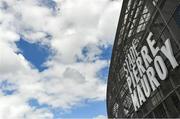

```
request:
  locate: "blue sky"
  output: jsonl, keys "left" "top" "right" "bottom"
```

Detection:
{"left": 16, "top": 38, "right": 111, "bottom": 118}
{"left": 0, "top": 0, "right": 122, "bottom": 118}
{"left": 16, "top": 39, "right": 50, "bottom": 72}
{"left": 28, "top": 98, "right": 107, "bottom": 118}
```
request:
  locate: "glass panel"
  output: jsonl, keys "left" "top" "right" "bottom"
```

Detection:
{"left": 174, "top": 5, "right": 180, "bottom": 27}
{"left": 168, "top": 4, "right": 180, "bottom": 44}
{"left": 164, "top": 93, "right": 180, "bottom": 117}
{"left": 150, "top": 12, "right": 166, "bottom": 38}
{"left": 170, "top": 66, "right": 180, "bottom": 86}
{"left": 146, "top": 112, "right": 154, "bottom": 118}
{"left": 137, "top": 109, "right": 143, "bottom": 117}
{"left": 153, "top": 103, "right": 167, "bottom": 117}
{"left": 159, "top": 78, "right": 173, "bottom": 97}
{"left": 160, "top": 0, "right": 179, "bottom": 22}
{"left": 151, "top": 91, "right": 162, "bottom": 107}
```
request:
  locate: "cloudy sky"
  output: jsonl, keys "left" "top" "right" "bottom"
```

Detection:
{"left": 0, "top": 0, "right": 122, "bottom": 118}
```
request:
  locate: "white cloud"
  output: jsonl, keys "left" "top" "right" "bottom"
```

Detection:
{"left": 98, "top": 0, "right": 122, "bottom": 45}
{"left": 0, "top": 42, "right": 30, "bottom": 74}
{"left": 0, "top": 0, "right": 122, "bottom": 118}
{"left": 0, "top": 94, "right": 53, "bottom": 119}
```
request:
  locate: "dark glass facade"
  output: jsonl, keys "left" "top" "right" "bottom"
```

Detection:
{"left": 107, "top": 0, "right": 180, "bottom": 118}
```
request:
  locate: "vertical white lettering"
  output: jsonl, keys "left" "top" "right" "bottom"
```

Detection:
{"left": 141, "top": 74, "right": 151, "bottom": 98}
{"left": 137, "top": 84, "right": 146, "bottom": 106}
{"left": 141, "top": 46, "right": 153, "bottom": 68}
{"left": 131, "top": 90, "right": 140, "bottom": 111}
{"left": 130, "top": 46, "right": 137, "bottom": 63}
{"left": 146, "top": 32, "right": 159, "bottom": 56}
{"left": 130, "top": 70, "right": 136, "bottom": 88}
{"left": 161, "top": 38, "right": 179, "bottom": 69}
{"left": 132, "top": 41, "right": 139, "bottom": 57}
{"left": 127, "top": 76, "right": 132, "bottom": 93}
{"left": 133, "top": 65, "right": 140, "bottom": 84}
{"left": 154, "top": 56, "right": 168, "bottom": 80}
{"left": 146, "top": 67, "right": 160, "bottom": 91}
{"left": 128, "top": 53, "right": 133, "bottom": 69}
{"left": 136, "top": 56, "right": 146, "bottom": 77}
{"left": 123, "top": 63, "right": 129, "bottom": 77}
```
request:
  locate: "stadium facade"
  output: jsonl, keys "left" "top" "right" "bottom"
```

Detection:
{"left": 107, "top": 0, "right": 180, "bottom": 118}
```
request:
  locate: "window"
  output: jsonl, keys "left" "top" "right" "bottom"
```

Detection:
{"left": 113, "top": 103, "right": 119, "bottom": 117}
{"left": 170, "top": 66, "right": 180, "bottom": 86}
{"left": 149, "top": 11, "right": 167, "bottom": 42}
{"left": 160, "top": 0, "right": 179, "bottom": 22}
{"left": 159, "top": 78, "right": 173, "bottom": 97}
{"left": 151, "top": 91, "right": 162, "bottom": 107}
{"left": 174, "top": 5, "right": 180, "bottom": 27}
{"left": 164, "top": 93, "right": 180, "bottom": 117}
{"left": 146, "top": 112, "right": 154, "bottom": 118}
{"left": 153, "top": 104, "right": 167, "bottom": 117}
{"left": 136, "top": 6, "right": 151, "bottom": 33}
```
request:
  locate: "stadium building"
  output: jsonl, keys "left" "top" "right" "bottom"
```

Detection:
{"left": 107, "top": 0, "right": 180, "bottom": 118}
